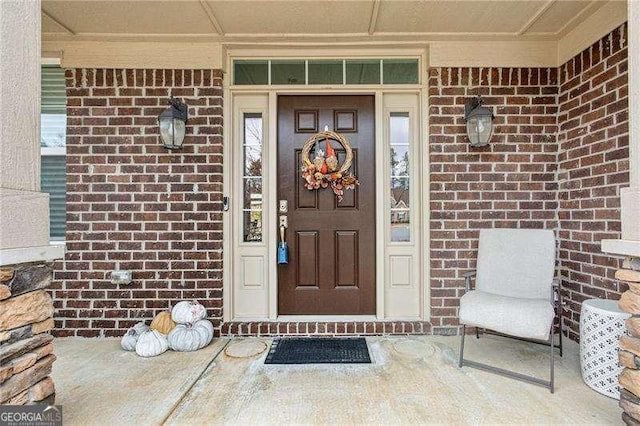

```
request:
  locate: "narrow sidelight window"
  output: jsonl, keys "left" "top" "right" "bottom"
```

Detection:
{"left": 389, "top": 112, "right": 410, "bottom": 242}
{"left": 242, "top": 113, "right": 263, "bottom": 242}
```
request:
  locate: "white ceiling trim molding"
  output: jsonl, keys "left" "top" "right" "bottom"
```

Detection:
{"left": 45, "top": 38, "right": 560, "bottom": 69}
{"left": 368, "top": 0, "right": 381, "bottom": 35}
{"left": 43, "top": 41, "right": 224, "bottom": 70}
{"left": 557, "top": 0, "right": 627, "bottom": 66}
{"left": 555, "top": 0, "right": 604, "bottom": 37}
{"left": 41, "top": 8, "right": 75, "bottom": 36}
{"left": 41, "top": 31, "right": 561, "bottom": 41}
{"left": 430, "top": 41, "right": 557, "bottom": 68}
{"left": 518, "top": 0, "right": 557, "bottom": 36}
{"left": 42, "top": 32, "right": 560, "bottom": 44}
{"left": 199, "top": 1, "right": 224, "bottom": 36}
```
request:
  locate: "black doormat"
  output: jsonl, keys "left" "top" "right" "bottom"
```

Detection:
{"left": 264, "top": 337, "right": 371, "bottom": 364}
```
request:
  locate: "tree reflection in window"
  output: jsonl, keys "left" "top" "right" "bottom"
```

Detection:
{"left": 390, "top": 113, "right": 410, "bottom": 242}
{"left": 243, "top": 113, "right": 263, "bottom": 242}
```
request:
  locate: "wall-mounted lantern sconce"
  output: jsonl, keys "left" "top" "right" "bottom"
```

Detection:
{"left": 464, "top": 95, "right": 494, "bottom": 147}
{"left": 158, "top": 96, "right": 188, "bottom": 149}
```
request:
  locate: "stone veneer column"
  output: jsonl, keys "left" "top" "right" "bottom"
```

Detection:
{"left": 605, "top": 2, "right": 640, "bottom": 424}
{"left": 0, "top": 263, "right": 57, "bottom": 404}
{"left": 617, "top": 261, "right": 640, "bottom": 425}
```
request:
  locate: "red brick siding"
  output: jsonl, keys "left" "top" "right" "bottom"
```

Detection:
{"left": 428, "top": 67, "right": 560, "bottom": 334}
{"left": 51, "top": 69, "right": 224, "bottom": 337}
{"left": 51, "top": 24, "right": 630, "bottom": 340}
{"left": 557, "top": 24, "right": 629, "bottom": 341}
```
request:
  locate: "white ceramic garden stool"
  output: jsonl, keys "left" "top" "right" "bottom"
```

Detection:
{"left": 580, "top": 298, "right": 631, "bottom": 399}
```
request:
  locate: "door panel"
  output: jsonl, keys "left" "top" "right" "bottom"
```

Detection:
{"left": 277, "top": 95, "right": 375, "bottom": 315}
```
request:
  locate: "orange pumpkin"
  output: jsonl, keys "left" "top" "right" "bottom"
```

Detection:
{"left": 150, "top": 311, "right": 176, "bottom": 335}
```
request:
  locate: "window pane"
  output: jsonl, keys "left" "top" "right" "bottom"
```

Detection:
{"left": 41, "top": 65, "right": 67, "bottom": 241}
{"left": 271, "top": 60, "right": 305, "bottom": 85}
{"left": 390, "top": 113, "right": 409, "bottom": 144}
{"left": 244, "top": 146, "right": 262, "bottom": 176}
{"left": 41, "top": 155, "right": 66, "bottom": 240}
{"left": 243, "top": 211, "right": 263, "bottom": 242}
{"left": 346, "top": 60, "right": 380, "bottom": 84}
{"left": 243, "top": 178, "right": 263, "bottom": 209}
{"left": 391, "top": 209, "right": 410, "bottom": 242}
{"left": 383, "top": 59, "right": 419, "bottom": 84}
{"left": 243, "top": 113, "right": 263, "bottom": 242}
{"left": 41, "top": 114, "right": 66, "bottom": 148}
{"left": 308, "top": 60, "right": 343, "bottom": 85}
{"left": 42, "top": 65, "right": 66, "bottom": 114}
{"left": 391, "top": 177, "right": 411, "bottom": 241}
{"left": 390, "top": 145, "right": 409, "bottom": 177}
{"left": 391, "top": 178, "right": 410, "bottom": 209}
{"left": 390, "top": 111, "right": 411, "bottom": 242}
{"left": 234, "top": 60, "right": 268, "bottom": 85}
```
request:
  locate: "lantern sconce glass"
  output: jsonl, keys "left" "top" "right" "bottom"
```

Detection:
{"left": 158, "top": 96, "right": 188, "bottom": 150}
{"left": 464, "top": 95, "right": 494, "bottom": 147}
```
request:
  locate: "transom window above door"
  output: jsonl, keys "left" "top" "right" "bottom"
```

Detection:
{"left": 233, "top": 59, "right": 419, "bottom": 86}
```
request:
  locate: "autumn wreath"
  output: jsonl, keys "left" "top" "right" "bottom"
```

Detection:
{"left": 300, "top": 131, "right": 359, "bottom": 203}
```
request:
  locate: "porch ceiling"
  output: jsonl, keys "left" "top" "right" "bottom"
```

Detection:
{"left": 41, "top": 0, "right": 607, "bottom": 43}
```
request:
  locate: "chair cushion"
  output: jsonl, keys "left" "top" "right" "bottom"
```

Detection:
{"left": 459, "top": 290, "right": 555, "bottom": 341}
{"left": 476, "top": 228, "right": 555, "bottom": 300}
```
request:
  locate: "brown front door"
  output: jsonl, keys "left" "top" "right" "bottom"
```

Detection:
{"left": 277, "top": 95, "right": 376, "bottom": 315}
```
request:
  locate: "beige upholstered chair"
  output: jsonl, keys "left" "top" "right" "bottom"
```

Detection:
{"left": 458, "top": 228, "right": 563, "bottom": 393}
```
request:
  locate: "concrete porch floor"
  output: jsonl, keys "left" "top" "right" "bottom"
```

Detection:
{"left": 51, "top": 335, "right": 619, "bottom": 425}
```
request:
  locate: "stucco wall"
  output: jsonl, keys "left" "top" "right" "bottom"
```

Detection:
{"left": 0, "top": 0, "right": 50, "bottom": 252}
{"left": 0, "top": 0, "right": 41, "bottom": 193}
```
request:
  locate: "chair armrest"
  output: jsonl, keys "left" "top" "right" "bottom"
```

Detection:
{"left": 462, "top": 271, "right": 477, "bottom": 293}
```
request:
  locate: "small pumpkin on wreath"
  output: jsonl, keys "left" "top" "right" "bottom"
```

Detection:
{"left": 300, "top": 131, "right": 359, "bottom": 202}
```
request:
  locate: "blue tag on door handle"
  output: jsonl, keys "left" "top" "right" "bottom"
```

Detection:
{"left": 277, "top": 242, "right": 289, "bottom": 264}
{"left": 278, "top": 224, "right": 289, "bottom": 264}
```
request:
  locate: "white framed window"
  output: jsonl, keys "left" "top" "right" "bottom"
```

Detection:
{"left": 233, "top": 58, "right": 419, "bottom": 86}
{"left": 389, "top": 112, "right": 411, "bottom": 243}
{"left": 41, "top": 65, "right": 66, "bottom": 241}
{"left": 242, "top": 113, "right": 264, "bottom": 242}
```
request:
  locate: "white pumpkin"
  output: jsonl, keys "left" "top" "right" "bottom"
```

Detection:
{"left": 168, "top": 324, "right": 204, "bottom": 352}
{"left": 135, "top": 329, "right": 169, "bottom": 357}
{"left": 120, "top": 322, "right": 149, "bottom": 351}
{"left": 192, "top": 319, "right": 214, "bottom": 348}
{"left": 171, "top": 300, "right": 207, "bottom": 324}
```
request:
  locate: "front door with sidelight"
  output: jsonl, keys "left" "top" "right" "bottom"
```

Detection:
{"left": 277, "top": 95, "right": 376, "bottom": 315}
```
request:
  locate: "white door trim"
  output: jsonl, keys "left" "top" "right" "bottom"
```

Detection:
{"left": 222, "top": 49, "right": 430, "bottom": 323}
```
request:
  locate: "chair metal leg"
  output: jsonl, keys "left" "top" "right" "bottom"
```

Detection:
{"left": 458, "top": 323, "right": 555, "bottom": 393}
{"left": 550, "top": 326, "right": 555, "bottom": 394}
{"left": 558, "top": 312, "right": 564, "bottom": 358}
{"left": 458, "top": 325, "right": 466, "bottom": 368}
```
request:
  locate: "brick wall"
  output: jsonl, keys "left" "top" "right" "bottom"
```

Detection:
{"left": 52, "top": 69, "right": 223, "bottom": 337}
{"left": 557, "top": 24, "right": 629, "bottom": 340}
{"left": 51, "top": 25, "right": 629, "bottom": 340}
{"left": 428, "top": 67, "right": 560, "bottom": 334}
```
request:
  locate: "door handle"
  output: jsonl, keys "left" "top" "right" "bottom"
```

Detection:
{"left": 278, "top": 215, "right": 289, "bottom": 265}
{"left": 278, "top": 224, "right": 289, "bottom": 265}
